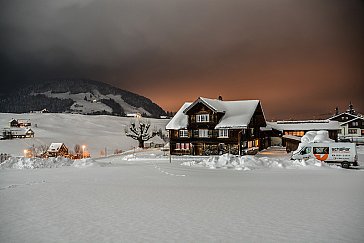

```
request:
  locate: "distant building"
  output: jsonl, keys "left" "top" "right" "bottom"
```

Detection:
{"left": 329, "top": 103, "right": 364, "bottom": 144}
{"left": 265, "top": 120, "right": 340, "bottom": 151}
{"left": 1, "top": 128, "right": 34, "bottom": 139}
{"left": 126, "top": 113, "right": 142, "bottom": 118}
{"left": 9, "top": 119, "right": 31, "bottom": 128}
{"left": 47, "top": 143, "right": 69, "bottom": 157}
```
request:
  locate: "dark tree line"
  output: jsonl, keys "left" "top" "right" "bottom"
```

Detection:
{"left": 100, "top": 98, "right": 125, "bottom": 116}
{"left": 0, "top": 94, "right": 74, "bottom": 113}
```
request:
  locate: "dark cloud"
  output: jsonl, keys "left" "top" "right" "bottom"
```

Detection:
{"left": 0, "top": 0, "right": 363, "bottom": 118}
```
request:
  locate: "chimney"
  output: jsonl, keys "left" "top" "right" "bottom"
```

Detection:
{"left": 218, "top": 95, "right": 223, "bottom": 101}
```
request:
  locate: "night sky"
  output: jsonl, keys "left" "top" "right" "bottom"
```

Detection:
{"left": 1, "top": 0, "right": 363, "bottom": 119}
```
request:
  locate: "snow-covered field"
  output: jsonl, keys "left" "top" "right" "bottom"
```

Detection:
{"left": 0, "top": 113, "right": 169, "bottom": 157}
{"left": 1, "top": 147, "right": 364, "bottom": 242}
{"left": 1, "top": 113, "right": 364, "bottom": 242}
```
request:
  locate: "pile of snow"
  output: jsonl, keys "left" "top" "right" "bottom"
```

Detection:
{"left": 71, "top": 158, "right": 99, "bottom": 168}
{"left": 294, "top": 130, "right": 335, "bottom": 155}
{"left": 0, "top": 157, "right": 98, "bottom": 169}
{"left": 301, "top": 130, "right": 334, "bottom": 143}
{"left": 182, "top": 154, "right": 327, "bottom": 170}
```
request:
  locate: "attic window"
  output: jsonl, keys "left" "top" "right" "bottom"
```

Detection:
{"left": 196, "top": 114, "right": 209, "bottom": 122}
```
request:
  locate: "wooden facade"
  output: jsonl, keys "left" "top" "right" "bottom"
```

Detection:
{"left": 167, "top": 98, "right": 268, "bottom": 156}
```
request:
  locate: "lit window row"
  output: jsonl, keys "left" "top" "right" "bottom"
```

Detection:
{"left": 175, "top": 143, "right": 191, "bottom": 150}
{"left": 179, "top": 129, "right": 229, "bottom": 138}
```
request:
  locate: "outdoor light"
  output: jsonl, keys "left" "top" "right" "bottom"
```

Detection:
{"left": 82, "top": 145, "right": 86, "bottom": 158}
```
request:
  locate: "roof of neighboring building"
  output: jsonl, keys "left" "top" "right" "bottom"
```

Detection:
{"left": 48, "top": 143, "right": 65, "bottom": 152}
{"left": 282, "top": 135, "right": 302, "bottom": 141}
{"left": 166, "top": 97, "right": 264, "bottom": 130}
{"left": 340, "top": 116, "right": 364, "bottom": 126}
{"left": 267, "top": 120, "right": 340, "bottom": 131}
{"left": 329, "top": 112, "right": 360, "bottom": 121}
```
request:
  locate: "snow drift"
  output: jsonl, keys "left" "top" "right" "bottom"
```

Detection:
{"left": 182, "top": 153, "right": 327, "bottom": 170}
{"left": 0, "top": 157, "right": 98, "bottom": 169}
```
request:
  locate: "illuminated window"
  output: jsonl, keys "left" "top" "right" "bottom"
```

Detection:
{"left": 179, "top": 130, "right": 188, "bottom": 137}
{"left": 199, "top": 129, "right": 209, "bottom": 138}
{"left": 348, "top": 129, "right": 357, "bottom": 134}
{"left": 218, "top": 129, "right": 229, "bottom": 138}
{"left": 176, "top": 143, "right": 180, "bottom": 150}
{"left": 248, "top": 141, "right": 253, "bottom": 148}
{"left": 185, "top": 143, "right": 190, "bottom": 150}
{"left": 196, "top": 114, "right": 209, "bottom": 122}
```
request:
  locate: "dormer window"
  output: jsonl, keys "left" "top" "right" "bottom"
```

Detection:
{"left": 179, "top": 130, "right": 188, "bottom": 138}
{"left": 196, "top": 114, "right": 209, "bottom": 122}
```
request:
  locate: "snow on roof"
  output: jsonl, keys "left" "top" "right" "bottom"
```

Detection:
{"left": 282, "top": 135, "right": 302, "bottom": 141}
{"left": 166, "top": 97, "right": 262, "bottom": 130}
{"left": 267, "top": 120, "right": 340, "bottom": 131}
{"left": 213, "top": 99, "right": 260, "bottom": 129}
{"left": 329, "top": 112, "right": 359, "bottom": 120}
{"left": 165, "top": 102, "right": 192, "bottom": 130}
{"left": 48, "top": 143, "right": 65, "bottom": 152}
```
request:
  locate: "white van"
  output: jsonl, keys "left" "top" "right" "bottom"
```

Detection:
{"left": 291, "top": 142, "right": 358, "bottom": 168}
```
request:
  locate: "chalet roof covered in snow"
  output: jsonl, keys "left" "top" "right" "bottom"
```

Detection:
{"left": 165, "top": 102, "right": 192, "bottom": 130}
{"left": 267, "top": 120, "right": 340, "bottom": 131}
{"left": 166, "top": 97, "right": 263, "bottom": 129}
{"left": 48, "top": 143, "right": 65, "bottom": 152}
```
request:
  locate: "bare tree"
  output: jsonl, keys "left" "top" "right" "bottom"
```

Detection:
{"left": 35, "top": 145, "right": 48, "bottom": 157}
{"left": 125, "top": 120, "right": 158, "bottom": 148}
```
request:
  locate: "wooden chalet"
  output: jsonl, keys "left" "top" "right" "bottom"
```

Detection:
{"left": 166, "top": 97, "right": 268, "bottom": 156}
{"left": 9, "top": 119, "right": 31, "bottom": 128}
{"left": 1, "top": 128, "right": 35, "bottom": 139}
{"left": 9, "top": 119, "right": 18, "bottom": 127}
{"left": 47, "top": 143, "right": 69, "bottom": 157}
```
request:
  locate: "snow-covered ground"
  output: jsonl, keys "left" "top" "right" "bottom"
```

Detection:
{"left": 1, "top": 147, "right": 364, "bottom": 242}
{"left": 0, "top": 113, "right": 169, "bottom": 157}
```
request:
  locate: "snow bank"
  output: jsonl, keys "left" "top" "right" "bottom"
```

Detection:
{"left": 301, "top": 130, "right": 334, "bottom": 143}
{"left": 182, "top": 154, "right": 327, "bottom": 170}
{"left": 72, "top": 158, "right": 99, "bottom": 168}
{"left": 0, "top": 157, "right": 98, "bottom": 169}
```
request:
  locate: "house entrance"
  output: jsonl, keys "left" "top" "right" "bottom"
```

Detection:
{"left": 194, "top": 143, "right": 204, "bottom": 156}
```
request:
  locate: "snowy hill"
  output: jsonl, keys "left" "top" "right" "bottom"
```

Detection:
{"left": 0, "top": 113, "right": 169, "bottom": 157}
{"left": 0, "top": 79, "right": 166, "bottom": 118}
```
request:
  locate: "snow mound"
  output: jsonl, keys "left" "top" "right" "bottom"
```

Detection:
{"left": 301, "top": 130, "right": 334, "bottom": 143}
{"left": 182, "top": 154, "right": 327, "bottom": 170}
{"left": 72, "top": 158, "right": 99, "bottom": 168}
{"left": 0, "top": 157, "right": 98, "bottom": 169}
